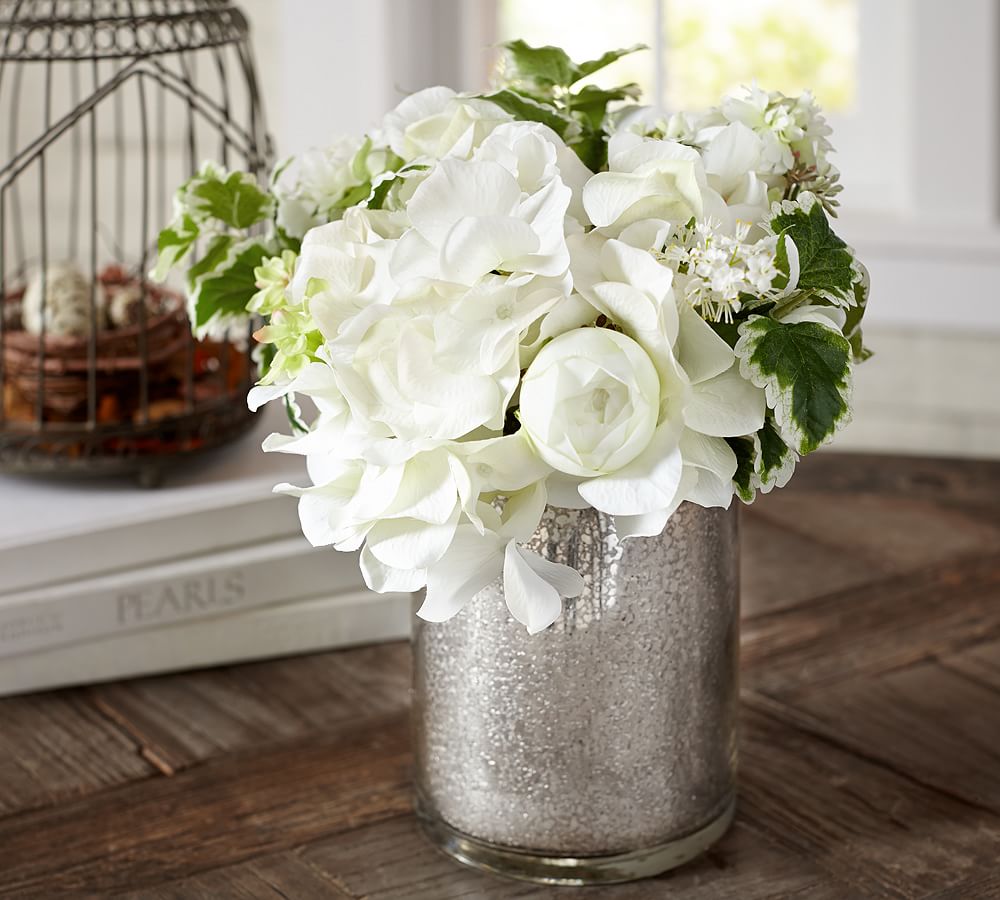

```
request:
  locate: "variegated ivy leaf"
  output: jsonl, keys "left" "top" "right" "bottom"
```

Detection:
{"left": 188, "top": 239, "right": 270, "bottom": 336}
{"left": 768, "top": 192, "right": 856, "bottom": 305}
{"left": 843, "top": 260, "right": 872, "bottom": 362}
{"left": 178, "top": 162, "right": 275, "bottom": 231}
{"left": 735, "top": 315, "right": 852, "bottom": 455}
{"left": 729, "top": 418, "right": 798, "bottom": 503}
{"left": 152, "top": 213, "right": 198, "bottom": 282}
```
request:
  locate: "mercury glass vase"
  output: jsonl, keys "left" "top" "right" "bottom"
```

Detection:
{"left": 412, "top": 501, "right": 739, "bottom": 885}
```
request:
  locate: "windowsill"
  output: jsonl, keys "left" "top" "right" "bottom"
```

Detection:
{"left": 835, "top": 211, "right": 1000, "bottom": 262}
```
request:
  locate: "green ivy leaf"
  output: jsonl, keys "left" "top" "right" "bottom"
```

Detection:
{"left": 152, "top": 213, "right": 198, "bottom": 282}
{"left": 768, "top": 195, "right": 855, "bottom": 303}
{"left": 575, "top": 44, "right": 648, "bottom": 81}
{"left": 735, "top": 315, "right": 852, "bottom": 455}
{"left": 479, "top": 89, "right": 580, "bottom": 142}
{"left": 181, "top": 164, "right": 274, "bottom": 230}
{"left": 189, "top": 240, "right": 269, "bottom": 335}
{"left": 757, "top": 417, "right": 797, "bottom": 489}
{"left": 727, "top": 417, "right": 798, "bottom": 503}
{"left": 568, "top": 130, "right": 608, "bottom": 172}
{"left": 568, "top": 83, "right": 641, "bottom": 130}
{"left": 729, "top": 436, "right": 757, "bottom": 503}
{"left": 501, "top": 40, "right": 579, "bottom": 88}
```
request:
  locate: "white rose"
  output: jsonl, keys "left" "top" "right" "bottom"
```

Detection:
{"left": 519, "top": 327, "right": 660, "bottom": 478}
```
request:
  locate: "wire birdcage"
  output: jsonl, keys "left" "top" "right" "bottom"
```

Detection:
{"left": 0, "top": 0, "right": 270, "bottom": 483}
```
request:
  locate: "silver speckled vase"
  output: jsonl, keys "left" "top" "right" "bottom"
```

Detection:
{"left": 412, "top": 501, "right": 739, "bottom": 885}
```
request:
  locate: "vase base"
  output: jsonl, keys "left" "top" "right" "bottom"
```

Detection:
{"left": 415, "top": 794, "right": 736, "bottom": 886}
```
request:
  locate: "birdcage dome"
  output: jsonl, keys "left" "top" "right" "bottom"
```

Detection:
{"left": 0, "top": 0, "right": 250, "bottom": 61}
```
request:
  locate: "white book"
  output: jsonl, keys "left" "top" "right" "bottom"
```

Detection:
{"left": 0, "top": 589, "right": 412, "bottom": 697}
{"left": 0, "top": 403, "right": 305, "bottom": 595}
{"left": 0, "top": 534, "right": 367, "bottom": 658}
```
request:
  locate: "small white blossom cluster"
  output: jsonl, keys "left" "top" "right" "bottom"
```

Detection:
{"left": 662, "top": 220, "right": 781, "bottom": 322}
{"left": 206, "top": 75, "right": 866, "bottom": 635}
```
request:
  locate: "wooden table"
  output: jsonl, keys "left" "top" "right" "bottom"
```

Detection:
{"left": 2, "top": 453, "right": 1000, "bottom": 899}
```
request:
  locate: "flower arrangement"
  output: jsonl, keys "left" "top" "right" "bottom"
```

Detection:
{"left": 155, "top": 42, "right": 869, "bottom": 634}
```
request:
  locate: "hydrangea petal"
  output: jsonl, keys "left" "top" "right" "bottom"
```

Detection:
{"left": 684, "top": 364, "right": 766, "bottom": 437}
{"left": 503, "top": 541, "right": 583, "bottom": 634}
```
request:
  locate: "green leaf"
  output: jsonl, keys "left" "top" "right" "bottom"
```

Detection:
{"left": 152, "top": 213, "right": 198, "bottom": 282}
{"left": 181, "top": 165, "right": 274, "bottom": 230}
{"left": 568, "top": 83, "right": 641, "bottom": 130}
{"left": 501, "top": 40, "right": 579, "bottom": 88}
{"left": 284, "top": 393, "right": 309, "bottom": 434}
{"left": 735, "top": 315, "right": 852, "bottom": 455}
{"left": 331, "top": 180, "right": 374, "bottom": 211}
{"left": 575, "top": 44, "right": 648, "bottom": 81}
{"left": 768, "top": 195, "right": 855, "bottom": 303}
{"left": 568, "top": 130, "right": 607, "bottom": 172}
{"left": 189, "top": 240, "right": 269, "bottom": 335}
{"left": 349, "top": 136, "right": 373, "bottom": 182}
{"left": 186, "top": 234, "right": 235, "bottom": 291}
{"left": 367, "top": 164, "right": 429, "bottom": 211}
{"left": 479, "top": 89, "right": 580, "bottom": 141}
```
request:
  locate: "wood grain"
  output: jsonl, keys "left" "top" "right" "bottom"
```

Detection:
{"left": 0, "top": 691, "right": 153, "bottom": 817}
{"left": 1, "top": 453, "right": 999, "bottom": 898}
{"left": 0, "top": 713, "right": 411, "bottom": 896}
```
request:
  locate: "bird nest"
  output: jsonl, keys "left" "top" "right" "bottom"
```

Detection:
{"left": 3, "top": 266, "right": 194, "bottom": 422}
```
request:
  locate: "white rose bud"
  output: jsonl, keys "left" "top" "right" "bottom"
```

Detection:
{"left": 519, "top": 327, "right": 660, "bottom": 478}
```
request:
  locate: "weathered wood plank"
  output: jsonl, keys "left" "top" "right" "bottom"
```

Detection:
{"left": 924, "top": 873, "right": 1000, "bottom": 899}
{"left": 0, "top": 690, "right": 154, "bottom": 817}
{"left": 300, "top": 815, "right": 849, "bottom": 900}
{"left": 118, "top": 852, "right": 353, "bottom": 900}
{"left": 742, "top": 552, "right": 1000, "bottom": 695}
{"left": 750, "top": 653, "right": 1000, "bottom": 817}
{"left": 738, "top": 701, "right": 1000, "bottom": 899}
{"left": 750, "top": 490, "right": 1000, "bottom": 574}
{"left": 940, "top": 637, "right": 1000, "bottom": 691}
{"left": 740, "top": 506, "right": 890, "bottom": 617}
{"left": 793, "top": 453, "right": 1000, "bottom": 507}
{"left": 85, "top": 642, "right": 411, "bottom": 774}
{"left": 0, "top": 712, "right": 411, "bottom": 896}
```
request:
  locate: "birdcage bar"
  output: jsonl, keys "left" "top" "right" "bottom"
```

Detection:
{"left": 87, "top": 57, "right": 99, "bottom": 428}
{"left": 133, "top": 70, "right": 147, "bottom": 424}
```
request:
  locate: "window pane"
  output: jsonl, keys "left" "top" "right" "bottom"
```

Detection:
{"left": 496, "top": 0, "right": 656, "bottom": 98}
{"left": 664, "top": 0, "right": 857, "bottom": 111}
